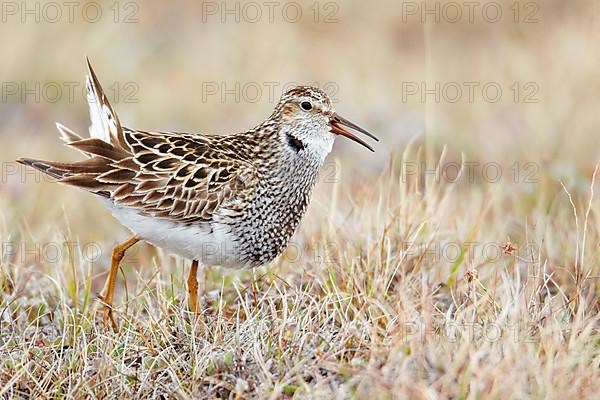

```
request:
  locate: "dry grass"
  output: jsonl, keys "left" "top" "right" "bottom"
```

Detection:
{"left": 2, "top": 145, "right": 600, "bottom": 398}
{"left": 2, "top": 0, "right": 600, "bottom": 398}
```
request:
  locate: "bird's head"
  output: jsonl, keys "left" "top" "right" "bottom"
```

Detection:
{"left": 272, "top": 86, "right": 378, "bottom": 161}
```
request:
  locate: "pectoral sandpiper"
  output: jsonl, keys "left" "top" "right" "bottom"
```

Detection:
{"left": 17, "top": 60, "right": 378, "bottom": 331}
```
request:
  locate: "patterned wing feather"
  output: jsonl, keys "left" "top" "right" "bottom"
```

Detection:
{"left": 108, "top": 129, "right": 257, "bottom": 223}
{"left": 18, "top": 129, "right": 256, "bottom": 224}
{"left": 17, "top": 59, "right": 257, "bottom": 225}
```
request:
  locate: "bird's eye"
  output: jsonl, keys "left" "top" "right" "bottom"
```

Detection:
{"left": 300, "top": 101, "right": 312, "bottom": 111}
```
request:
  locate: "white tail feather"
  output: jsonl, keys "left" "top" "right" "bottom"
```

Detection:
{"left": 56, "top": 122, "right": 82, "bottom": 144}
{"left": 86, "top": 75, "right": 112, "bottom": 142}
{"left": 85, "top": 58, "right": 123, "bottom": 146}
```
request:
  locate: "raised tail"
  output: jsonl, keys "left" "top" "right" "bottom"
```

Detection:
{"left": 85, "top": 57, "right": 128, "bottom": 150}
{"left": 52, "top": 58, "right": 128, "bottom": 151}
{"left": 16, "top": 59, "right": 134, "bottom": 196}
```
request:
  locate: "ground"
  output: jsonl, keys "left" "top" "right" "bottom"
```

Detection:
{"left": 2, "top": 145, "right": 599, "bottom": 398}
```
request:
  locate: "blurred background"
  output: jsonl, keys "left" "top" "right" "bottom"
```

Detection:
{"left": 2, "top": 3, "right": 600, "bottom": 396}
{"left": 0, "top": 0, "right": 598, "bottom": 243}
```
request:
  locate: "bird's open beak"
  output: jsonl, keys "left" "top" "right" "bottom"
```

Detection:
{"left": 330, "top": 113, "right": 378, "bottom": 152}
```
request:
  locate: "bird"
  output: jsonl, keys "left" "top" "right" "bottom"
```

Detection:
{"left": 17, "top": 59, "right": 378, "bottom": 332}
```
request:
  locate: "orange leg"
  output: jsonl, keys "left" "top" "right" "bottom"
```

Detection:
{"left": 99, "top": 236, "right": 139, "bottom": 332}
{"left": 187, "top": 260, "right": 200, "bottom": 314}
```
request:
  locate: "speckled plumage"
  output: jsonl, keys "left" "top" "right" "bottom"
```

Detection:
{"left": 19, "top": 61, "right": 377, "bottom": 269}
{"left": 17, "top": 60, "right": 377, "bottom": 329}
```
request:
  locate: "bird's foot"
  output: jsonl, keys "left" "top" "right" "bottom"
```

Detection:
{"left": 98, "top": 294, "right": 119, "bottom": 333}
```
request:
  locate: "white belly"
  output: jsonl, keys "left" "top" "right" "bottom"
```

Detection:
{"left": 106, "top": 202, "right": 245, "bottom": 268}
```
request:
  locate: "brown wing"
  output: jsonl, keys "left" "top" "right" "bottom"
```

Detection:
{"left": 109, "top": 129, "right": 257, "bottom": 223}
{"left": 18, "top": 129, "right": 257, "bottom": 225}
{"left": 17, "top": 59, "right": 256, "bottom": 224}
